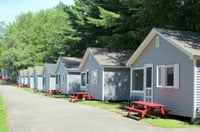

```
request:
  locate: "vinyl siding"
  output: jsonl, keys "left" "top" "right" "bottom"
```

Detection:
{"left": 56, "top": 64, "right": 67, "bottom": 93}
{"left": 131, "top": 37, "right": 194, "bottom": 118}
{"left": 104, "top": 68, "right": 130, "bottom": 101}
{"left": 82, "top": 54, "right": 103, "bottom": 100}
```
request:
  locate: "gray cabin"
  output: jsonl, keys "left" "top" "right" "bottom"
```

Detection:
{"left": 126, "top": 28, "right": 200, "bottom": 120}
{"left": 27, "top": 67, "right": 34, "bottom": 88}
{"left": 79, "top": 47, "right": 131, "bottom": 101}
{"left": 33, "top": 66, "right": 44, "bottom": 91}
{"left": 42, "top": 63, "right": 57, "bottom": 92}
{"left": 55, "top": 57, "right": 81, "bottom": 94}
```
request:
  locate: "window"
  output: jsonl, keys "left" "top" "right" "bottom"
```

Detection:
{"left": 157, "top": 64, "right": 179, "bottom": 89}
{"left": 132, "top": 69, "right": 144, "bottom": 91}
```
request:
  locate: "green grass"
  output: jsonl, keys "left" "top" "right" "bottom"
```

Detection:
{"left": 78, "top": 100, "right": 122, "bottom": 111}
{"left": 16, "top": 86, "right": 200, "bottom": 128}
{"left": 0, "top": 95, "right": 9, "bottom": 132}
{"left": 142, "top": 117, "right": 200, "bottom": 128}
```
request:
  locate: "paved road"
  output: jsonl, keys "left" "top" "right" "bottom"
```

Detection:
{"left": 0, "top": 85, "right": 200, "bottom": 132}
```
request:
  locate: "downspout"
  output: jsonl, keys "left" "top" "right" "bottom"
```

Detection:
{"left": 193, "top": 59, "right": 197, "bottom": 121}
{"left": 130, "top": 68, "right": 132, "bottom": 101}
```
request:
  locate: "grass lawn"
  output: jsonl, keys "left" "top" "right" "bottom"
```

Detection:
{"left": 0, "top": 95, "right": 9, "bottom": 132}
{"left": 17, "top": 86, "right": 200, "bottom": 128}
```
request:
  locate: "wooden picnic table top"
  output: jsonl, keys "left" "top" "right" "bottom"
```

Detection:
{"left": 132, "top": 101, "right": 165, "bottom": 107}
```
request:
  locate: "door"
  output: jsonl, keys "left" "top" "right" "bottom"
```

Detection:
{"left": 144, "top": 64, "right": 153, "bottom": 102}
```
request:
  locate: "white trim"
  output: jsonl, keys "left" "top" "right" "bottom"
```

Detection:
{"left": 193, "top": 60, "right": 197, "bottom": 119}
{"left": 102, "top": 68, "right": 105, "bottom": 101}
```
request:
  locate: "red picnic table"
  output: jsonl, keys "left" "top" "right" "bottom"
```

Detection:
{"left": 124, "top": 100, "right": 171, "bottom": 119}
{"left": 69, "top": 92, "right": 93, "bottom": 102}
{"left": 46, "top": 89, "right": 62, "bottom": 96}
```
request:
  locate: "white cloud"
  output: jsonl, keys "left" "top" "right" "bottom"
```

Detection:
{"left": 0, "top": 0, "right": 74, "bottom": 24}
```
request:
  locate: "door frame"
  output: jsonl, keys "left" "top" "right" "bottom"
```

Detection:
{"left": 144, "top": 63, "right": 154, "bottom": 102}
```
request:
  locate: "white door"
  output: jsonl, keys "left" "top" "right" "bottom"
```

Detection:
{"left": 144, "top": 64, "right": 153, "bottom": 102}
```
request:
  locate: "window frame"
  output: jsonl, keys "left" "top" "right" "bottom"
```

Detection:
{"left": 131, "top": 67, "right": 144, "bottom": 92}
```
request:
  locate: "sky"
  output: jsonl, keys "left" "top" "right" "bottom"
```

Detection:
{"left": 0, "top": 0, "right": 74, "bottom": 24}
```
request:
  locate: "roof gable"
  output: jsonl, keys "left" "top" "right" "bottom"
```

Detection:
{"left": 127, "top": 28, "right": 200, "bottom": 66}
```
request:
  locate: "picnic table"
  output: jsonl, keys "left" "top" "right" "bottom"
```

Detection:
{"left": 124, "top": 100, "right": 171, "bottom": 119}
{"left": 46, "top": 89, "right": 62, "bottom": 96}
{"left": 69, "top": 92, "right": 93, "bottom": 102}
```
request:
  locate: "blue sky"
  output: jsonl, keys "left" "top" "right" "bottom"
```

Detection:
{"left": 0, "top": 0, "right": 74, "bottom": 24}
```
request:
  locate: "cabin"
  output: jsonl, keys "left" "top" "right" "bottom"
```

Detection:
{"left": 42, "top": 63, "right": 57, "bottom": 92}
{"left": 55, "top": 57, "right": 81, "bottom": 94}
{"left": 126, "top": 28, "right": 200, "bottom": 120}
{"left": 79, "top": 47, "right": 131, "bottom": 101}
{"left": 27, "top": 67, "right": 34, "bottom": 88}
{"left": 33, "top": 66, "right": 43, "bottom": 91}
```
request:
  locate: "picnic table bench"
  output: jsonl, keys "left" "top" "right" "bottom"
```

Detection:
{"left": 124, "top": 101, "right": 171, "bottom": 119}
{"left": 69, "top": 92, "right": 93, "bottom": 102}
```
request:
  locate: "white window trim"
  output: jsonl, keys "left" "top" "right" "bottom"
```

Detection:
{"left": 156, "top": 64, "right": 179, "bottom": 89}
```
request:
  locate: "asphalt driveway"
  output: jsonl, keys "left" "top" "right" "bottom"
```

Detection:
{"left": 0, "top": 85, "right": 200, "bottom": 132}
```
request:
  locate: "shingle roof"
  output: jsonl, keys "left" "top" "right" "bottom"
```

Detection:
{"left": 89, "top": 47, "right": 132, "bottom": 67}
{"left": 79, "top": 47, "right": 132, "bottom": 70}
{"left": 155, "top": 28, "right": 200, "bottom": 56}
{"left": 34, "top": 66, "right": 44, "bottom": 76}
{"left": 59, "top": 57, "right": 81, "bottom": 69}
{"left": 44, "top": 63, "right": 56, "bottom": 75}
